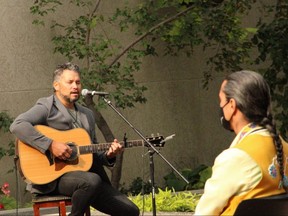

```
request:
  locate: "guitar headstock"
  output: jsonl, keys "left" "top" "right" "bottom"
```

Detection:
{"left": 146, "top": 134, "right": 165, "bottom": 147}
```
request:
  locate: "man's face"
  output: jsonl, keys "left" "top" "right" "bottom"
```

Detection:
{"left": 53, "top": 69, "right": 82, "bottom": 108}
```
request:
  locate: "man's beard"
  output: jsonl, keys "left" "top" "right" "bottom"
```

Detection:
{"left": 61, "top": 93, "right": 79, "bottom": 104}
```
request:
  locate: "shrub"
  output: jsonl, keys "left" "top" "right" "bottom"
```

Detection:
{"left": 0, "top": 183, "right": 17, "bottom": 210}
{"left": 129, "top": 188, "right": 201, "bottom": 212}
{"left": 120, "top": 177, "right": 155, "bottom": 196}
{"left": 164, "top": 164, "right": 212, "bottom": 191}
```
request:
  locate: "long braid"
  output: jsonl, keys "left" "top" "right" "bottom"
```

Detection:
{"left": 259, "top": 115, "right": 288, "bottom": 192}
{"left": 223, "top": 71, "right": 288, "bottom": 193}
{"left": 224, "top": 70, "right": 288, "bottom": 192}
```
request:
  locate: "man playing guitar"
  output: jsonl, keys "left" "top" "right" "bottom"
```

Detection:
{"left": 10, "top": 62, "right": 140, "bottom": 216}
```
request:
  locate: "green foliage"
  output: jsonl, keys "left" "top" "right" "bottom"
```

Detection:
{"left": 251, "top": 1, "right": 288, "bottom": 137}
{"left": 0, "top": 112, "right": 14, "bottom": 160}
{"left": 30, "top": 0, "right": 148, "bottom": 110}
{"left": 0, "top": 196, "right": 17, "bottom": 210}
{"left": 164, "top": 165, "right": 212, "bottom": 191}
{"left": 30, "top": 0, "right": 261, "bottom": 107}
{"left": 29, "top": 1, "right": 288, "bottom": 129}
{"left": 129, "top": 188, "right": 201, "bottom": 212}
{"left": 121, "top": 165, "right": 211, "bottom": 196}
{"left": 112, "top": 0, "right": 256, "bottom": 88}
{"left": 121, "top": 165, "right": 211, "bottom": 200}
{"left": 0, "top": 183, "right": 17, "bottom": 210}
{"left": 0, "top": 112, "right": 13, "bottom": 133}
{"left": 120, "top": 177, "right": 154, "bottom": 196}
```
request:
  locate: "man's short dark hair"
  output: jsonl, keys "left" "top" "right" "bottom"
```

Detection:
{"left": 53, "top": 62, "right": 80, "bottom": 82}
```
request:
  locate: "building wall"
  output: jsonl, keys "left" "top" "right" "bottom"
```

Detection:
{"left": 0, "top": 0, "right": 269, "bottom": 204}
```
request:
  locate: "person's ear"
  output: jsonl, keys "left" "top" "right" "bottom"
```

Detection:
{"left": 53, "top": 81, "right": 59, "bottom": 91}
{"left": 229, "top": 98, "right": 237, "bottom": 114}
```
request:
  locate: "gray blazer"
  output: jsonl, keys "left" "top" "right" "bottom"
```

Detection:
{"left": 10, "top": 95, "right": 112, "bottom": 194}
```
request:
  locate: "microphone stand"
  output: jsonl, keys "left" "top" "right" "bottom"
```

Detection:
{"left": 101, "top": 96, "right": 189, "bottom": 216}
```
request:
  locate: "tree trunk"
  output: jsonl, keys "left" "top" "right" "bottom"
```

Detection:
{"left": 84, "top": 95, "right": 123, "bottom": 189}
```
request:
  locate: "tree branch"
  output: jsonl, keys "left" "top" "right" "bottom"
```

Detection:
{"left": 85, "top": 0, "right": 101, "bottom": 69}
{"left": 108, "top": 5, "right": 195, "bottom": 68}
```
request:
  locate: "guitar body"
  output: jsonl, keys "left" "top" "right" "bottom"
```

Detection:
{"left": 17, "top": 125, "right": 93, "bottom": 185}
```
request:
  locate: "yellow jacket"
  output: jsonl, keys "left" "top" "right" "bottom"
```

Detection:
{"left": 221, "top": 133, "right": 287, "bottom": 215}
{"left": 195, "top": 123, "right": 288, "bottom": 216}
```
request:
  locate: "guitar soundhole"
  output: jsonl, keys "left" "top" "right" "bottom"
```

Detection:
{"left": 66, "top": 142, "right": 79, "bottom": 162}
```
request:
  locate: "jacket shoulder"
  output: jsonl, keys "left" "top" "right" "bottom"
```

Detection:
{"left": 77, "top": 103, "right": 93, "bottom": 115}
{"left": 36, "top": 95, "right": 54, "bottom": 106}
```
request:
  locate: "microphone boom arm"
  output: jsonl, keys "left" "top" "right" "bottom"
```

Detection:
{"left": 101, "top": 96, "right": 189, "bottom": 216}
{"left": 101, "top": 97, "right": 189, "bottom": 184}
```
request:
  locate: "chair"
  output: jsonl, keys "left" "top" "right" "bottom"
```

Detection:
{"left": 234, "top": 193, "right": 288, "bottom": 216}
{"left": 32, "top": 194, "right": 91, "bottom": 216}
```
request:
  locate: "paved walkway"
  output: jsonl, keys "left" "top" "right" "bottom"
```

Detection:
{"left": 0, "top": 190, "right": 201, "bottom": 215}
{"left": 0, "top": 193, "right": 201, "bottom": 215}
{"left": 0, "top": 207, "right": 194, "bottom": 216}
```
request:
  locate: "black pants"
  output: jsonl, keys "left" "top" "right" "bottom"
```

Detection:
{"left": 55, "top": 171, "right": 139, "bottom": 216}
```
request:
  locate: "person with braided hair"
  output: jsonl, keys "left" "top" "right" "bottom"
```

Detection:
{"left": 195, "top": 70, "right": 288, "bottom": 215}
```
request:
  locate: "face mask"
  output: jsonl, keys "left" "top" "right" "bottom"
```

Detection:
{"left": 219, "top": 104, "right": 234, "bottom": 132}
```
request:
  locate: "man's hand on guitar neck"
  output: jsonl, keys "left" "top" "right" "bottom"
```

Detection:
{"left": 49, "top": 141, "right": 73, "bottom": 161}
{"left": 106, "top": 139, "right": 124, "bottom": 159}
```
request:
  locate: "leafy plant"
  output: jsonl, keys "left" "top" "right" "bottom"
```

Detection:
{"left": 0, "top": 196, "right": 17, "bottom": 210}
{"left": 30, "top": 0, "right": 148, "bottom": 110}
{"left": 112, "top": 0, "right": 256, "bottom": 88}
{"left": 251, "top": 1, "right": 288, "bottom": 137}
{"left": 164, "top": 165, "right": 212, "bottom": 191}
{"left": 0, "top": 112, "right": 13, "bottom": 132}
{"left": 0, "top": 183, "right": 17, "bottom": 210}
{"left": 129, "top": 188, "right": 201, "bottom": 212}
{"left": 0, "top": 112, "right": 14, "bottom": 160}
{"left": 120, "top": 177, "right": 154, "bottom": 196}
{"left": 0, "top": 113, "right": 18, "bottom": 210}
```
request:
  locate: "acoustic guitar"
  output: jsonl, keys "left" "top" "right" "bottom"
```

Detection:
{"left": 16, "top": 125, "right": 164, "bottom": 185}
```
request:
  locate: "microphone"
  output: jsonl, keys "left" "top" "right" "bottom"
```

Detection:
{"left": 160, "top": 134, "right": 176, "bottom": 144}
{"left": 81, "top": 89, "right": 109, "bottom": 96}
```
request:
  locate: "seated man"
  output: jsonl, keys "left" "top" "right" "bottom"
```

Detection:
{"left": 195, "top": 70, "right": 288, "bottom": 215}
{"left": 10, "top": 62, "right": 140, "bottom": 216}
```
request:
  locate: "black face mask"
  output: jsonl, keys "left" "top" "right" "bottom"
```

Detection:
{"left": 219, "top": 107, "right": 234, "bottom": 132}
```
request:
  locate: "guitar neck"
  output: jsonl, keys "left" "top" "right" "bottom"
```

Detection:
{"left": 78, "top": 140, "right": 144, "bottom": 155}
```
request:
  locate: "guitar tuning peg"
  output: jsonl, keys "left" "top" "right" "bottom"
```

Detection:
{"left": 151, "top": 133, "right": 154, "bottom": 137}
{"left": 157, "top": 133, "right": 160, "bottom": 136}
